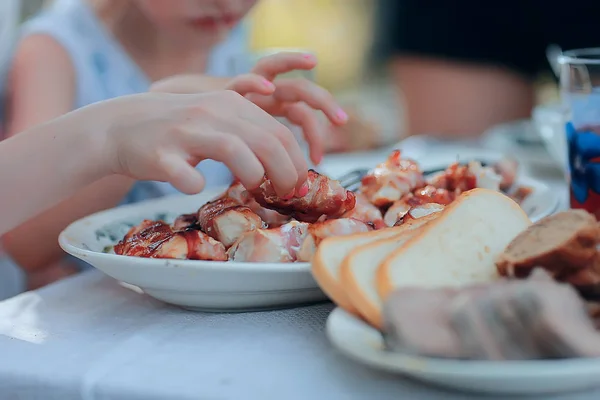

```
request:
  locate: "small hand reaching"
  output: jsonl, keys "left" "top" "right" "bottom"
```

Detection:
{"left": 150, "top": 52, "right": 349, "bottom": 166}
{"left": 100, "top": 91, "right": 310, "bottom": 197}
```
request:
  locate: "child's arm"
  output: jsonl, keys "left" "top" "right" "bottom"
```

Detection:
{"left": 4, "top": 35, "right": 137, "bottom": 270}
{"left": 0, "top": 91, "right": 310, "bottom": 237}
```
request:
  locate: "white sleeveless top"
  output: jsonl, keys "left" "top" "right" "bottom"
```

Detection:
{"left": 20, "top": 0, "right": 249, "bottom": 203}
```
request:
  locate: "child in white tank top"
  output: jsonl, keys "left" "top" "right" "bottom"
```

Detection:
{"left": 2, "top": 0, "right": 349, "bottom": 292}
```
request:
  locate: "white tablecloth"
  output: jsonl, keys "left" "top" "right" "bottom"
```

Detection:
{"left": 0, "top": 270, "right": 598, "bottom": 400}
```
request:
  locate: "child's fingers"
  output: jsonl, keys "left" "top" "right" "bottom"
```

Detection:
{"left": 180, "top": 127, "right": 300, "bottom": 196}
{"left": 282, "top": 103, "right": 325, "bottom": 167}
{"left": 225, "top": 74, "right": 276, "bottom": 96}
{"left": 235, "top": 124, "right": 301, "bottom": 197}
{"left": 252, "top": 52, "right": 317, "bottom": 81}
{"left": 271, "top": 79, "right": 348, "bottom": 126}
{"left": 181, "top": 131, "right": 266, "bottom": 190}
{"left": 158, "top": 153, "right": 206, "bottom": 195}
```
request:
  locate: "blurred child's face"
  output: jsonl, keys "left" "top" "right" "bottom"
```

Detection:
{"left": 134, "top": 0, "right": 258, "bottom": 45}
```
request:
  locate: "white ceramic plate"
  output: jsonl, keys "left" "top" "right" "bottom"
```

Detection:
{"left": 59, "top": 187, "right": 326, "bottom": 312}
{"left": 326, "top": 308, "right": 600, "bottom": 395}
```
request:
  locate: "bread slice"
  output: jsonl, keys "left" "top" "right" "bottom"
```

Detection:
{"left": 496, "top": 209, "right": 600, "bottom": 277}
{"left": 376, "top": 188, "right": 531, "bottom": 300}
{"left": 311, "top": 227, "right": 401, "bottom": 314}
{"left": 340, "top": 213, "right": 438, "bottom": 329}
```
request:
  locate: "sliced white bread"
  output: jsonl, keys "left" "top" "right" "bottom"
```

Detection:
{"left": 312, "top": 227, "right": 402, "bottom": 314}
{"left": 376, "top": 188, "right": 531, "bottom": 300}
{"left": 340, "top": 213, "right": 439, "bottom": 329}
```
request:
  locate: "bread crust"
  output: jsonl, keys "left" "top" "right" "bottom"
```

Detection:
{"left": 496, "top": 210, "right": 600, "bottom": 278}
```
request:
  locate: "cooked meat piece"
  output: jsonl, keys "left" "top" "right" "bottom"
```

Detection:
{"left": 222, "top": 181, "right": 290, "bottom": 226}
{"left": 427, "top": 161, "right": 502, "bottom": 194}
{"left": 496, "top": 210, "right": 600, "bottom": 277}
{"left": 383, "top": 200, "right": 410, "bottom": 227}
{"left": 383, "top": 268, "right": 600, "bottom": 360}
{"left": 449, "top": 289, "right": 512, "bottom": 360}
{"left": 249, "top": 170, "right": 356, "bottom": 223}
{"left": 197, "top": 197, "right": 264, "bottom": 248}
{"left": 400, "top": 203, "right": 445, "bottom": 224}
{"left": 296, "top": 218, "right": 372, "bottom": 262}
{"left": 227, "top": 221, "right": 309, "bottom": 263}
{"left": 384, "top": 186, "right": 451, "bottom": 226}
{"left": 510, "top": 278, "right": 600, "bottom": 358}
{"left": 120, "top": 219, "right": 158, "bottom": 241}
{"left": 173, "top": 213, "right": 198, "bottom": 230}
{"left": 114, "top": 220, "right": 227, "bottom": 260}
{"left": 383, "top": 287, "right": 464, "bottom": 358}
{"left": 509, "top": 186, "right": 533, "bottom": 204}
{"left": 427, "top": 163, "right": 477, "bottom": 193}
{"left": 359, "top": 150, "right": 425, "bottom": 207}
{"left": 556, "top": 254, "right": 600, "bottom": 299}
{"left": 469, "top": 284, "right": 546, "bottom": 360}
{"left": 492, "top": 157, "right": 519, "bottom": 192}
{"left": 586, "top": 302, "right": 600, "bottom": 329}
{"left": 341, "top": 192, "right": 385, "bottom": 229}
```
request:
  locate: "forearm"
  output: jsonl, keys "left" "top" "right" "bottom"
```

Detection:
{"left": 2, "top": 175, "right": 134, "bottom": 270}
{"left": 0, "top": 111, "right": 113, "bottom": 236}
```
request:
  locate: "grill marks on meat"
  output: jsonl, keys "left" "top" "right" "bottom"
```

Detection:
{"left": 359, "top": 150, "right": 425, "bottom": 207}
{"left": 114, "top": 220, "right": 227, "bottom": 261}
{"left": 197, "top": 197, "right": 264, "bottom": 248}
{"left": 382, "top": 269, "right": 600, "bottom": 360}
{"left": 250, "top": 170, "right": 356, "bottom": 223}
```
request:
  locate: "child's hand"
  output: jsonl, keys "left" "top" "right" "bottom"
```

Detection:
{"left": 226, "top": 52, "right": 349, "bottom": 165}
{"left": 100, "top": 91, "right": 309, "bottom": 197}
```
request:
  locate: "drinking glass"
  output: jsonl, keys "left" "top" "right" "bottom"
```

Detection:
{"left": 558, "top": 48, "right": 600, "bottom": 218}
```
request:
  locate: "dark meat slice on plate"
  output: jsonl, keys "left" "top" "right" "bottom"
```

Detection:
{"left": 359, "top": 150, "right": 425, "bottom": 207}
{"left": 249, "top": 169, "right": 356, "bottom": 223}
{"left": 382, "top": 269, "right": 600, "bottom": 360}
{"left": 196, "top": 197, "right": 264, "bottom": 248}
{"left": 114, "top": 220, "right": 227, "bottom": 261}
{"left": 509, "top": 276, "right": 600, "bottom": 358}
{"left": 296, "top": 218, "right": 372, "bottom": 262}
{"left": 496, "top": 209, "right": 600, "bottom": 277}
{"left": 341, "top": 192, "right": 385, "bottom": 229}
{"left": 382, "top": 287, "right": 464, "bottom": 358}
{"left": 227, "top": 221, "right": 310, "bottom": 263}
